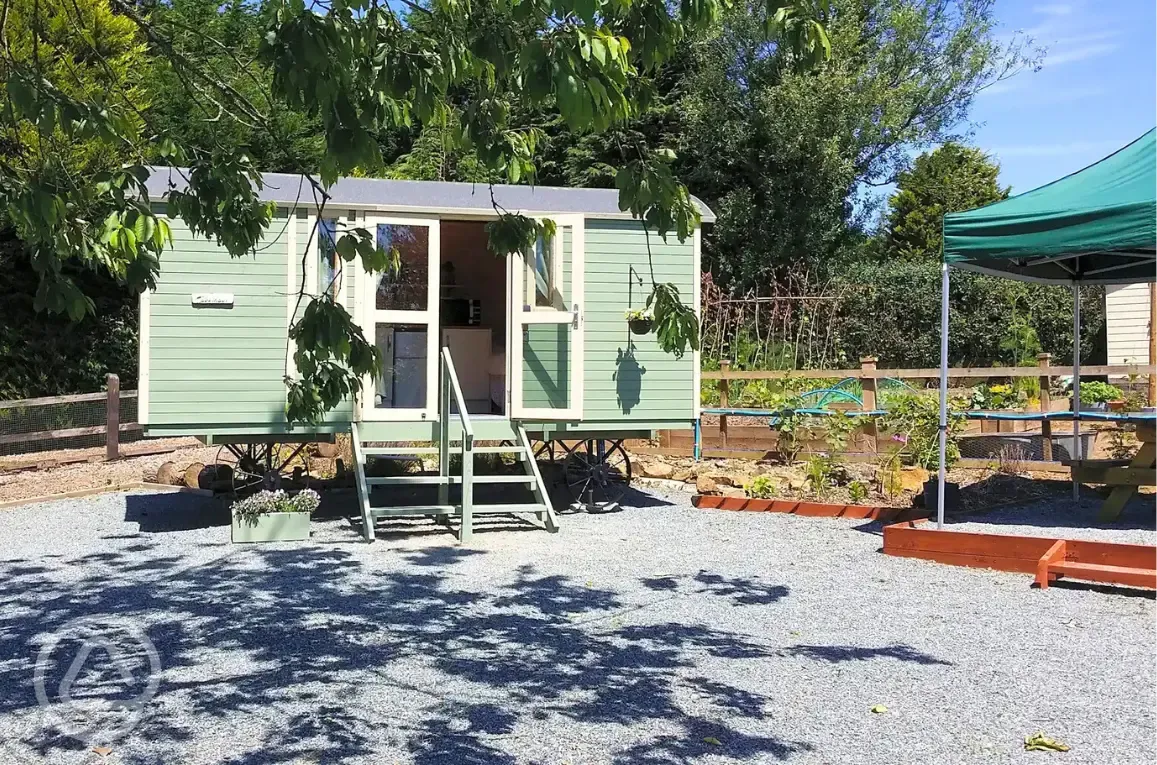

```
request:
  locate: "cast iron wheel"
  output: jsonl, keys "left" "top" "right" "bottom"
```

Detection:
{"left": 213, "top": 442, "right": 312, "bottom": 495}
{"left": 563, "top": 439, "right": 632, "bottom": 510}
{"left": 533, "top": 441, "right": 556, "bottom": 462}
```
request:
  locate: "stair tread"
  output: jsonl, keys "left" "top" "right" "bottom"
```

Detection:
{"left": 473, "top": 474, "right": 536, "bottom": 483}
{"left": 367, "top": 475, "right": 460, "bottom": 485}
{"left": 471, "top": 503, "right": 551, "bottom": 514}
{"left": 371, "top": 504, "right": 456, "bottom": 516}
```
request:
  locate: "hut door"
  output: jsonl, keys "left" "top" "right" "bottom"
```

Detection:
{"left": 508, "top": 214, "right": 585, "bottom": 420}
{"left": 358, "top": 216, "right": 440, "bottom": 421}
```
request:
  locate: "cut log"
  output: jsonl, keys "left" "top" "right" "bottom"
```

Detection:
{"left": 155, "top": 461, "right": 179, "bottom": 485}
{"left": 184, "top": 462, "right": 206, "bottom": 489}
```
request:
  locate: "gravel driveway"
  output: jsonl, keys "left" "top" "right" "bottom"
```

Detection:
{"left": 0, "top": 487, "right": 1152, "bottom": 764}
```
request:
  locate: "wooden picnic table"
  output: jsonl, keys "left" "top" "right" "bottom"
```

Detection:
{"left": 1070, "top": 423, "right": 1156, "bottom": 521}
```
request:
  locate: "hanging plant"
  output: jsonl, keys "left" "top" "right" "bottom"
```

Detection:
{"left": 625, "top": 309, "right": 653, "bottom": 335}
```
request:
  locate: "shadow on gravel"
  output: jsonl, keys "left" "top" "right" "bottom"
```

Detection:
{"left": 640, "top": 571, "right": 790, "bottom": 607}
{"left": 1044, "top": 579, "right": 1157, "bottom": 599}
{"left": 782, "top": 644, "right": 952, "bottom": 666}
{"left": 124, "top": 492, "right": 228, "bottom": 532}
{"left": 0, "top": 501, "right": 828, "bottom": 764}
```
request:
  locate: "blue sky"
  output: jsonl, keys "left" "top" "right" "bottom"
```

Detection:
{"left": 970, "top": 0, "right": 1157, "bottom": 194}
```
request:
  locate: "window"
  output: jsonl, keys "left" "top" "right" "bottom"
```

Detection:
{"left": 375, "top": 223, "right": 429, "bottom": 310}
{"left": 319, "top": 218, "right": 339, "bottom": 299}
{"left": 374, "top": 324, "right": 428, "bottom": 409}
{"left": 534, "top": 235, "right": 553, "bottom": 307}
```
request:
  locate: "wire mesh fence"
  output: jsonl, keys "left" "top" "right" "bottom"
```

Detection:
{"left": 0, "top": 383, "right": 140, "bottom": 458}
{"left": 700, "top": 272, "right": 846, "bottom": 372}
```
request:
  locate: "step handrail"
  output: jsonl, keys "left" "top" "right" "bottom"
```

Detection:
{"left": 440, "top": 347, "right": 474, "bottom": 443}
{"left": 440, "top": 346, "right": 475, "bottom": 541}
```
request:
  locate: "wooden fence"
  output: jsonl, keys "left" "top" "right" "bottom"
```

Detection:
{"left": 0, "top": 374, "right": 139, "bottom": 459}
{"left": 677, "top": 354, "right": 1157, "bottom": 461}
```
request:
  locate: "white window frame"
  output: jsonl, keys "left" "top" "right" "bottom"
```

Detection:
{"left": 509, "top": 214, "right": 584, "bottom": 420}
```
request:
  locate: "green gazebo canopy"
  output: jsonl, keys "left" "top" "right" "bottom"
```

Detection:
{"left": 943, "top": 129, "right": 1156, "bottom": 284}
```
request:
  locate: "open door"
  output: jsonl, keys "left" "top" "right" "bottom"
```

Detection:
{"left": 509, "top": 214, "right": 584, "bottom": 420}
{"left": 359, "top": 215, "right": 440, "bottom": 421}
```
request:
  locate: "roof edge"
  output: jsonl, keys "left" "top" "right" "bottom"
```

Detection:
{"left": 143, "top": 166, "right": 716, "bottom": 223}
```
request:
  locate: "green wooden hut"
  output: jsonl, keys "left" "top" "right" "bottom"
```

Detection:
{"left": 139, "top": 170, "right": 713, "bottom": 540}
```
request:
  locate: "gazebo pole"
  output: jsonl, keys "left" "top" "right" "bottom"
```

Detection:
{"left": 937, "top": 262, "right": 950, "bottom": 529}
{"left": 1072, "top": 283, "right": 1081, "bottom": 501}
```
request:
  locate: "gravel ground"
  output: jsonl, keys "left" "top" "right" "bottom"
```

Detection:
{"left": 0, "top": 487, "right": 1153, "bottom": 765}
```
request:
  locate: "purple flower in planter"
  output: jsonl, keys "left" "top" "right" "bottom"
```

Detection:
{"left": 892, "top": 433, "right": 909, "bottom": 444}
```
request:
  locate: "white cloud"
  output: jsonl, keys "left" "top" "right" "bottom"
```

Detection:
{"left": 979, "top": 79, "right": 1105, "bottom": 105}
{"left": 1043, "top": 41, "right": 1120, "bottom": 66}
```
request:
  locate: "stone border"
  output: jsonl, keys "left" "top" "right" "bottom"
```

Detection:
{"left": 632, "top": 476, "right": 698, "bottom": 493}
{"left": 0, "top": 481, "right": 213, "bottom": 510}
{"left": 692, "top": 494, "right": 927, "bottom": 523}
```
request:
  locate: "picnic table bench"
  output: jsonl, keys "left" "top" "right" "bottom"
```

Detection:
{"left": 1069, "top": 423, "right": 1156, "bottom": 521}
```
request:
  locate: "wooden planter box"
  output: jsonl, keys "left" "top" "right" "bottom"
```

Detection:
{"left": 231, "top": 512, "right": 311, "bottom": 543}
{"left": 692, "top": 494, "right": 926, "bottom": 523}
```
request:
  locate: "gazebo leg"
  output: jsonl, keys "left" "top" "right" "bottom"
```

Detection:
{"left": 1072, "top": 283, "right": 1081, "bottom": 501}
{"left": 937, "top": 262, "right": 950, "bottom": 530}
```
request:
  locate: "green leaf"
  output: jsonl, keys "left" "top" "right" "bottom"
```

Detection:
{"left": 133, "top": 212, "right": 154, "bottom": 244}
{"left": 590, "top": 36, "right": 607, "bottom": 66}
{"left": 336, "top": 234, "right": 357, "bottom": 261}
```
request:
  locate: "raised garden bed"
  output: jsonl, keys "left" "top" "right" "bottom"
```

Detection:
{"left": 692, "top": 494, "right": 927, "bottom": 523}
{"left": 882, "top": 519, "right": 1157, "bottom": 590}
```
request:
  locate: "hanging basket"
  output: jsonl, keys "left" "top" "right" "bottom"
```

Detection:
{"left": 628, "top": 317, "right": 653, "bottom": 335}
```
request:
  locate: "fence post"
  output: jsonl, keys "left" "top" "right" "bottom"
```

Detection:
{"left": 860, "top": 356, "right": 878, "bottom": 454}
{"left": 718, "top": 360, "right": 730, "bottom": 449}
{"left": 106, "top": 373, "right": 120, "bottom": 461}
{"left": 1038, "top": 353, "right": 1053, "bottom": 461}
{"left": 1149, "top": 283, "right": 1156, "bottom": 405}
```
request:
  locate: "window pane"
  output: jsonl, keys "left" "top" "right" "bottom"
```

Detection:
{"left": 534, "top": 235, "right": 552, "bottom": 307}
{"left": 319, "top": 219, "right": 338, "bottom": 298}
{"left": 375, "top": 224, "right": 429, "bottom": 310}
{"left": 374, "top": 324, "right": 428, "bottom": 409}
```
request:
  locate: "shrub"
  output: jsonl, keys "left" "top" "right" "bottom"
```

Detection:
{"left": 745, "top": 474, "right": 777, "bottom": 499}
{"left": 233, "top": 489, "right": 320, "bottom": 527}
{"left": 804, "top": 455, "right": 834, "bottom": 499}
{"left": 968, "top": 383, "right": 1028, "bottom": 410}
{"left": 878, "top": 453, "right": 904, "bottom": 499}
{"left": 1108, "top": 426, "right": 1139, "bottom": 460}
{"left": 823, "top": 410, "right": 860, "bottom": 452}
{"left": 848, "top": 480, "right": 869, "bottom": 504}
{"left": 882, "top": 391, "right": 965, "bottom": 469}
{"left": 1079, "top": 381, "right": 1123, "bottom": 404}
{"left": 830, "top": 259, "right": 1105, "bottom": 369}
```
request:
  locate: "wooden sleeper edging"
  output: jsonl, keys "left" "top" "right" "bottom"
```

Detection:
{"left": 692, "top": 494, "right": 927, "bottom": 523}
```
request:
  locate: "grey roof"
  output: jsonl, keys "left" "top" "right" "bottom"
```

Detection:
{"left": 144, "top": 168, "right": 716, "bottom": 223}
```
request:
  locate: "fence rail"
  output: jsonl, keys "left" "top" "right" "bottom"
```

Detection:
{"left": 703, "top": 363, "right": 1157, "bottom": 380}
{"left": 699, "top": 354, "right": 1156, "bottom": 460}
{"left": 0, "top": 374, "right": 136, "bottom": 459}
